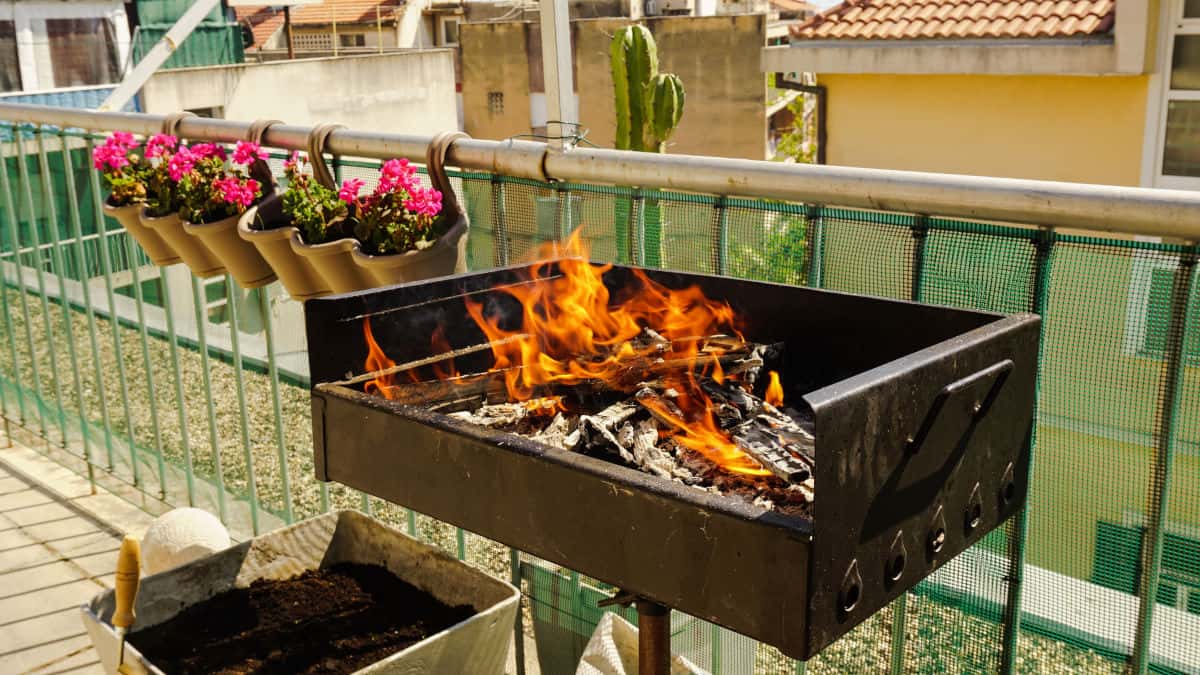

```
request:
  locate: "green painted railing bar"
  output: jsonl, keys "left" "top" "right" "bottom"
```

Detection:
{"left": 224, "top": 274, "right": 260, "bottom": 535}
{"left": 456, "top": 526, "right": 466, "bottom": 561}
{"left": 34, "top": 128, "right": 87, "bottom": 456}
{"left": 407, "top": 507, "right": 416, "bottom": 536}
{"left": 189, "top": 275, "right": 228, "bottom": 524}
{"left": 158, "top": 277, "right": 196, "bottom": 507}
{"left": 1130, "top": 249, "right": 1198, "bottom": 675}
{"left": 258, "top": 290, "right": 293, "bottom": 524}
{"left": 122, "top": 238, "right": 168, "bottom": 497}
{"left": 1000, "top": 227, "right": 1055, "bottom": 675}
{"left": 83, "top": 137, "right": 129, "bottom": 472}
{"left": 711, "top": 195, "right": 728, "bottom": 276}
{"left": 804, "top": 204, "right": 824, "bottom": 289}
{"left": 491, "top": 175, "right": 510, "bottom": 267}
{"left": 58, "top": 131, "right": 108, "bottom": 488}
{"left": 0, "top": 141, "right": 31, "bottom": 429}
{"left": 12, "top": 132, "right": 64, "bottom": 442}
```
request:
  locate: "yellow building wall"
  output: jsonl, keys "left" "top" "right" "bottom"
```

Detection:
{"left": 822, "top": 74, "right": 1150, "bottom": 186}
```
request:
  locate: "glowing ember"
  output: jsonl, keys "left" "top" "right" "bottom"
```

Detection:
{"left": 766, "top": 371, "right": 784, "bottom": 407}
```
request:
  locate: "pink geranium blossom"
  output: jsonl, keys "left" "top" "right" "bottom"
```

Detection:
{"left": 232, "top": 141, "right": 268, "bottom": 166}
{"left": 145, "top": 134, "right": 178, "bottom": 159}
{"left": 167, "top": 146, "right": 197, "bottom": 181}
{"left": 92, "top": 142, "right": 129, "bottom": 171}
{"left": 403, "top": 186, "right": 443, "bottom": 218}
{"left": 375, "top": 158, "right": 418, "bottom": 196}
{"left": 214, "top": 176, "right": 261, "bottom": 208}
{"left": 189, "top": 143, "right": 227, "bottom": 161}
{"left": 338, "top": 178, "right": 365, "bottom": 204}
{"left": 283, "top": 151, "right": 304, "bottom": 172}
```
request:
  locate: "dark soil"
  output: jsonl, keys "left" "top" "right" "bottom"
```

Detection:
{"left": 129, "top": 562, "right": 475, "bottom": 675}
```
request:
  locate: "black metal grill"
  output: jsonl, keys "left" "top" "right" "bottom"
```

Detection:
{"left": 305, "top": 262, "right": 1039, "bottom": 661}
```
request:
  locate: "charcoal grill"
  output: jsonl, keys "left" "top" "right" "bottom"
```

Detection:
{"left": 305, "top": 262, "right": 1039, "bottom": 666}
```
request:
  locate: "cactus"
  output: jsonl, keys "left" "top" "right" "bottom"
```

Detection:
{"left": 611, "top": 25, "right": 684, "bottom": 153}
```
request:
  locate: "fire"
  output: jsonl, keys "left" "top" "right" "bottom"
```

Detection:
{"left": 765, "top": 371, "right": 784, "bottom": 407}
{"left": 461, "top": 230, "right": 771, "bottom": 477}
{"left": 363, "top": 318, "right": 398, "bottom": 398}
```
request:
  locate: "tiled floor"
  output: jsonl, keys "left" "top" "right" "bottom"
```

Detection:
{"left": 0, "top": 463, "right": 118, "bottom": 674}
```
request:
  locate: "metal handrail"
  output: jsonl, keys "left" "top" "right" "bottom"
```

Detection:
{"left": 2, "top": 101, "right": 1198, "bottom": 240}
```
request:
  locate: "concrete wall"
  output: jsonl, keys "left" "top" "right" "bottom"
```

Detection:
{"left": 462, "top": 14, "right": 766, "bottom": 159}
{"left": 141, "top": 51, "right": 458, "bottom": 135}
{"left": 820, "top": 74, "right": 1150, "bottom": 185}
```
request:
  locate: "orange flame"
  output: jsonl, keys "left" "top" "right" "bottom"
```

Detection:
{"left": 460, "top": 230, "right": 770, "bottom": 476}
{"left": 710, "top": 354, "right": 725, "bottom": 385}
{"left": 363, "top": 319, "right": 397, "bottom": 399}
{"left": 765, "top": 371, "right": 784, "bottom": 408}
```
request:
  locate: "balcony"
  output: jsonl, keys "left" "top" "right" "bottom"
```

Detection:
{"left": 0, "top": 102, "right": 1197, "bottom": 674}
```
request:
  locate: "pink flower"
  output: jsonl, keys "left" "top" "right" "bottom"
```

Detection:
{"left": 190, "top": 143, "right": 227, "bottom": 161}
{"left": 214, "top": 176, "right": 260, "bottom": 208}
{"left": 110, "top": 131, "right": 137, "bottom": 149}
{"left": 92, "top": 143, "right": 129, "bottom": 171}
{"left": 233, "top": 141, "right": 268, "bottom": 166}
{"left": 403, "top": 187, "right": 442, "bottom": 218}
{"left": 283, "top": 151, "right": 304, "bottom": 171}
{"left": 338, "top": 178, "right": 364, "bottom": 204}
{"left": 375, "top": 158, "right": 418, "bottom": 196}
{"left": 167, "top": 146, "right": 197, "bottom": 181}
{"left": 145, "top": 134, "right": 177, "bottom": 159}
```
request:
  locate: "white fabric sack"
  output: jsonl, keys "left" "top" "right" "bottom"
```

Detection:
{"left": 576, "top": 612, "right": 710, "bottom": 675}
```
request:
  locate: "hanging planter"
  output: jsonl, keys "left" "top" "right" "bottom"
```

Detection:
{"left": 81, "top": 510, "right": 519, "bottom": 675}
{"left": 178, "top": 129, "right": 278, "bottom": 288}
{"left": 101, "top": 199, "right": 180, "bottom": 265}
{"left": 237, "top": 196, "right": 330, "bottom": 300}
{"left": 350, "top": 132, "right": 471, "bottom": 286}
{"left": 138, "top": 207, "right": 225, "bottom": 278}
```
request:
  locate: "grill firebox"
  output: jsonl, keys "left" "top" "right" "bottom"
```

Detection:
{"left": 305, "top": 262, "right": 1039, "bottom": 661}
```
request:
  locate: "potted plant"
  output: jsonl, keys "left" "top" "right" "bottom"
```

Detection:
{"left": 348, "top": 151, "right": 469, "bottom": 286}
{"left": 136, "top": 136, "right": 225, "bottom": 277}
{"left": 177, "top": 140, "right": 276, "bottom": 287}
{"left": 237, "top": 151, "right": 343, "bottom": 299}
{"left": 93, "top": 132, "right": 180, "bottom": 266}
{"left": 81, "top": 510, "right": 520, "bottom": 674}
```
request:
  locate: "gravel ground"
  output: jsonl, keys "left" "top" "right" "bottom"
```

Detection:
{"left": 0, "top": 286, "right": 1123, "bottom": 673}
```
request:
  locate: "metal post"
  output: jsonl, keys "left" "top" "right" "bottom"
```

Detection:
{"left": 490, "top": 174, "right": 510, "bottom": 267}
{"left": 538, "top": 0, "right": 575, "bottom": 149}
{"left": 510, "top": 548, "right": 526, "bottom": 675}
{"left": 805, "top": 204, "right": 824, "bottom": 288}
{"left": 630, "top": 188, "right": 645, "bottom": 265}
{"left": 159, "top": 272, "right": 196, "bottom": 506}
{"left": 711, "top": 196, "right": 728, "bottom": 276}
{"left": 121, "top": 238, "right": 167, "bottom": 497}
{"left": 224, "top": 275, "right": 260, "bottom": 534}
{"left": 1000, "top": 226, "right": 1055, "bottom": 674}
{"left": 284, "top": 6, "right": 295, "bottom": 59}
{"left": 0, "top": 134, "right": 32, "bottom": 428}
{"left": 636, "top": 598, "right": 670, "bottom": 675}
{"left": 909, "top": 214, "right": 929, "bottom": 301}
{"left": 1130, "top": 246, "right": 1197, "bottom": 675}
{"left": 258, "top": 289, "right": 293, "bottom": 524}
{"left": 190, "top": 275, "right": 228, "bottom": 524}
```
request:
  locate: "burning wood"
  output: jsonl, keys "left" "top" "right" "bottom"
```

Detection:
{"left": 362, "top": 232, "right": 816, "bottom": 517}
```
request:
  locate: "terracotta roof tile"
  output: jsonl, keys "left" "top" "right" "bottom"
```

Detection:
{"left": 790, "top": 0, "right": 1114, "bottom": 40}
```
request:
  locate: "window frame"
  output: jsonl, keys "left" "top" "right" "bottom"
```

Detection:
{"left": 44, "top": 16, "right": 121, "bottom": 88}
{"left": 1153, "top": 0, "right": 1200, "bottom": 188}
{"left": 0, "top": 20, "right": 20, "bottom": 93}
{"left": 441, "top": 17, "right": 460, "bottom": 46}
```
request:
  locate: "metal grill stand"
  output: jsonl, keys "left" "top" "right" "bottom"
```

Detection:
{"left": 597, "top": 590, "right": 672, "bottom": 675}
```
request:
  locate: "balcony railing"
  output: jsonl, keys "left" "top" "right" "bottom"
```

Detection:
{"left": 0, "top": 102, "right": 1198, "bottom": 675}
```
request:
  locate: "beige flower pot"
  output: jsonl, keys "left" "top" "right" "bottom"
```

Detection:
{"left": 183, "top": 212, "right": 276, "bottom": 288}
{"left": 102, "top": 200, "right": 180, "bottom": 266}
{"left": 352, "top": 218, "right": 470, "bottom": 287}
{"left": 237, "top": 205, "right": 331, "bottom": 300}
{"left": 290, "top": 234, "right": 375, "bottom": 294}
{"left": 138, "top": 208, "right": 224, "bottom": 278}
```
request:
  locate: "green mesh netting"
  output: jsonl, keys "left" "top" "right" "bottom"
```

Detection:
{"left": 1, "top": 125, "right": 1197, "bottom": 673}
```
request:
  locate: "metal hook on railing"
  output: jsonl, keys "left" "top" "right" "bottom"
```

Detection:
{"left": 160, "top": 111, "right": 195, "bottom": 140}
{"left": 244, "top": 119, "right": 282, "bottom": 191}
{"left": 426, "top": 131, "right": 468, "bottom": 221}
{"left": 306, "top": 123, "right": 345, "bottom": 190}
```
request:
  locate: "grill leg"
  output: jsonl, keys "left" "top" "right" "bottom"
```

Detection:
{"left": 637, "top": 598, "right": 670, "bottom": 675}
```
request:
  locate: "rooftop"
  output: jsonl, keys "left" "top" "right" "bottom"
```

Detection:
{"left": 790, "top": 0, "right": 1115, "bottom": 41}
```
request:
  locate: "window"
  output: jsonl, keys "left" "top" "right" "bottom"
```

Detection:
{"left": 46, "top": 18, "right": 120, "bottom": 88}
{"left": 0, "top": 21, "right": 19, "bottom": 93}
{"left": 488, "top": 92, "right": 504, "bottom": 115}
{"left": 442, "top": 18, "right": 460, "bottom": 46}
{"left": 1155, "top": 0, "right": 1200, "bottom": 188}
{"left": 1093, "top": 521, "right": 1200, "bottom": 616}
{"left": 339, "top": 33, "right": 366, "bottom": 48}
{"left": 1137, "top": 266, "right": 1200, "bottom": 360}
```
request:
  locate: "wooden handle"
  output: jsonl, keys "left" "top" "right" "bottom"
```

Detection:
{"left": 112, "top": 535, "right": 141, "bottom": 631}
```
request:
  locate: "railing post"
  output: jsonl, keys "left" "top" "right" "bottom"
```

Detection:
{"left": 121, "top": 237, "right": 168, "bottom": 497}
{"left": 491, "top": 174, "right": 510, "bottom": 267}
{"left": 157, "top": 269, "right": 197, "bottom": 506}
{"left": 190, "top": 274, "right": 229, "bottom": 524}
{"left": 630, "top": 188, "right": 645, "bottom": 266}
{"left": 888, "top": 212, "right": 930, "bottom": 674}
{"left": 711, "top": 196, "right": 728, "bottom": 276}
{"left": 1001, "top": 226, "right": 1055, "bottom": 674}
{"left": 0, "top": 130, "right": 31, "bottom": 429}
{"left": 258, "top": 289, "right": 294, "bottom": 524}
{"left": 1130, "top": 244, "right": 1197, "bottom": 675}
{"left": 804, "top": 203, "right": 824, "bottom": 288}
{"left": 224, "top": 274, "right": 261, "bottom": 534}
{"left": 510, "top": 547, "right": 526, "bottom": 675}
